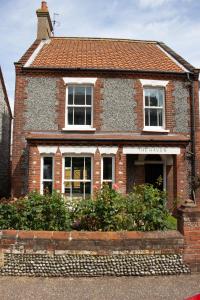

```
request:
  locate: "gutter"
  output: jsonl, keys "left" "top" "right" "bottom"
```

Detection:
{"left": 19, "top": 66, "right": 188, "bottom": 77}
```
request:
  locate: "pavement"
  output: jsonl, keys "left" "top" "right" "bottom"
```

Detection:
{"left": 0, "top": 275, "right": 200, "bottom": 300}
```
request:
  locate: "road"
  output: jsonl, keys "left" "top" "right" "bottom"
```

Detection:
{"left": 0, "top": 275, "right": 200, "bottom": 300}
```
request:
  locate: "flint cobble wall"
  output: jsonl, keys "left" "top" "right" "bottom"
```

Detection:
{"left": 0, "top": 253, "right": 189, "bottom": 277}
{"left": 0, "top": 230, "right": 190, "bottom": 277}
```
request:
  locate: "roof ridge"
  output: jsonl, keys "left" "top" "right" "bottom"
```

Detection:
{"left": 50, "top": 36, "right": 159, "bottom": 44}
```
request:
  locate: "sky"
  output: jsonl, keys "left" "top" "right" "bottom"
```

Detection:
{"left": 0, "top": 0, "right": 200, "bottom": 112}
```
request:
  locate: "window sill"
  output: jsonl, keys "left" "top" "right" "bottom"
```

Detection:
{"left": 62, "top": 126, "right": 96, "bottom": 132}
{"left": 142, "top": 127, "right": 170, "bottom": 133}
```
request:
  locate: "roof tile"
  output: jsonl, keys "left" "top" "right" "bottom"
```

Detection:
{"left": 29, "top": 37, "right": 185, "bottom": 73}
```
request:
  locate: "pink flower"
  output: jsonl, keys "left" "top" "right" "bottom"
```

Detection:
{"left": 93, "top": 184, "right": 98, "bottom": 191}
{"left": 112, "top": 183, "right": 119, "bottom": 190}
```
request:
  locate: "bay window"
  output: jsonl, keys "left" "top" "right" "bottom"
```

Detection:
{"left": 102, "top": 156, "right": 115, "bottom": 188}
{"left": 63, "top": 156, "right": 92, "bottom": 199}
{"left": 41, "top": 156, "right": 53, "bottom": 194}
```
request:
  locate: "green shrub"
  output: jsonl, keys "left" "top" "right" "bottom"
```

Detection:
{"left": 71, "top": 184, "right": 175, "bottom": 231}
{"left": 0, "top": 185, "right": 177, "bottom": 232}
{"left": 0, "top": 202, "right": 19, "bottom": 229}
{"left": 126, "top": 184, "right": 170, "bottom": 231}
{"left": 0, "top": 191, "right": 71, "bottom": 231}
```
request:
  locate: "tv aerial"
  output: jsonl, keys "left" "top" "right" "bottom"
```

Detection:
{"left": 52, "top": 13, "right": 60, "bottom": 36}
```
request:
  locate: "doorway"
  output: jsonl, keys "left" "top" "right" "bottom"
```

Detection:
{"left": 144, "top": 155, "right": 165, "bottom": 190}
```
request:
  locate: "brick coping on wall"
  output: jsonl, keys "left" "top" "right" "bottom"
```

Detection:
{"left": 0, "top": 230, "right": 184, "bottom": 255}
{"left": 0, "top": 229, "right": 182, "bottom": 240}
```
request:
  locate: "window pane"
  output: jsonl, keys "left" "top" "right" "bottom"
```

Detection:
{"left": 103, "top": 157, "right": 113, "bottom": 180}
{"left": 64, "top": 182, "right": 71, "bottom": 196}
{"left": 43, "top": 157, "right": 53, "bottom": 179}
{"left": 85, "top": 182, "right": 91, "bottom": 198}
{"left": 68, "top": 107, "right": 73, "bottom": 125}
{"left": 86, "top": 87, "right": 92, "bottom": 105}
{"left": 158, "top": 89, "right": 164, "bottom": 107}
{"left": 74, "top": 86, "right": 85, "bottom": 105}
{"left": 72, "top": 157, "right": 84, "bottom": 180}
{"left": 145, "top": 108, "right": 149, "bottom": 126}
{"left": 145, "top": 89, "right": 150, "bottom": 106}
{"left": 72, "top": 182, "right": 84, "bottom": 198}
{"left": 86, "top": 108, "right": 91, "bottom": 125}
{"left": 74, "top": 107, "right": 85, "bottom": 125}
{"left": 149, "top": 109, "right": 158, "bottom": 126}
{"left": 65, "top": 157, "right": 71, "bottom": 180}
{"left": 65, "top": 157, "right": 71, "bottom": 168}
{"left": 145, "top": 95, "right": 149, "bottom": 106}
{"left": 158, "top": 109, "right": 163, "bottom": 126}
{"left": 43, "top": 182, "right": 52, "bottom": 194}
{"left": 68, "top": 87, "right": 73, "bottom": 105}
{"left": 150, "top": 90, "right": 158, "bottom": 106}
{"left": 85, "top": 157, "right": 91, "bottom": 180}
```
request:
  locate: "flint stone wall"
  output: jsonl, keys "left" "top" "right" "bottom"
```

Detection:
{"left": 24, "top": 77, "right": 58, "bottom": 131}
{"left": 101, "top": 79, "right": 137, "bottom": 131}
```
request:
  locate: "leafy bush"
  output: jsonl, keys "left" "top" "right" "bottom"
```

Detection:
{"left": 126, "top": 184, "right": 169, "bottom": 231}
{"left": 71, "top": 185, "right": 126, "bottom": 231}
{"left": 0, "top": 185, "right": 177, "bottom": 231}
{"left": 71, "top": 184, "right": 175, "bottom": 231}
{"left": 0, "top": 191, "right": 71, "bottom": 231}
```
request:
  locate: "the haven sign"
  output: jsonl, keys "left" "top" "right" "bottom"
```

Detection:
{"left": 123, "top": 147, "right": 180, "bottom": 155}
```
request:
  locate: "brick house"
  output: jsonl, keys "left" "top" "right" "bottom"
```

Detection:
{"left": 0, "top": 67, "right": 12, "bottom": 197}
{"left": 12, "top": 1, "right": 200, "bottom": 209}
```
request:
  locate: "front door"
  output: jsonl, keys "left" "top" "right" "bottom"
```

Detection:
{"left": 145, "top": 164, "right": 164, "bottom": 190}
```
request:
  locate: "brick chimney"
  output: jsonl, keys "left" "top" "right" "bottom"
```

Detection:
{"left": 36, "top": 1, "right": 53, "bottom": 40}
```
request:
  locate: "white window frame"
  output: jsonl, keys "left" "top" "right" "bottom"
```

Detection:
{"left": 62, "top": 155, "right": 93, "bottom": 199}
{"left": 40, "top": 155, "right": 54, "bottom": 194}
{"left": 143, "top": 86, "right": 168, "bottom": 132}
{"left": 101, "top": 155, "right": 115, "bottom": 186}
{"left": 64, "top": 84, "right": 95, "bottom": 130}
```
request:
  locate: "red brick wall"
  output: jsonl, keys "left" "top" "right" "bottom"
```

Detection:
{"left": 12, "top": 71, "right": 28, "bottom": 196}
{"left": 0, "top": 229, "right": 184, "bottom": 255}
{"left": 178, "top": 207, "right": 200, "bottom": 272}
{"left": 28, "top": 145, "right": 40, "bottom": 191}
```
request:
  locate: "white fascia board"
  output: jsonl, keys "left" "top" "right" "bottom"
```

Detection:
{"left": 38, "top": 146, "right": 58, "bottom": 154}
{"left": 59, "top": 146, "right": 97, "bottom": 155}
{"left": 98, "top": 146, "right": 118, "bottom": 155}
{"left": 157, "top": 45, "right": 189, "bottom": 73}
{"left": 140, "top": 79, "right": 169, "bottom": 87}
{"left": 24, "top": 39, "right": 51, "bottom": 68}
{"left": 123, "top": 146, "right": 180, "bottom": 155}
{"left": 63, "top": 77, "right": 97, "bottom": 85}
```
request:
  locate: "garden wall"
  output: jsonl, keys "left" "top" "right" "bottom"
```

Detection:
{"left": 0, "top": 230, "right": 190, "bottom": 277}
{"left": 178, "top": 206, "right": 200, "bottom": 273}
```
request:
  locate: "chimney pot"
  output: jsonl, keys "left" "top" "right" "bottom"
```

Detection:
{"left": 41, "top": 1, "right": 48, "bottom": 11}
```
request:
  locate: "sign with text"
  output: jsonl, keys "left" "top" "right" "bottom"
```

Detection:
{"left": 123, "top": 147, "right": 180, "bottom": 155}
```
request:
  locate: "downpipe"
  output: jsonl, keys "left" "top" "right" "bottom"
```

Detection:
{"left": 187, "top": 72, "right": 196, "bottom": 203}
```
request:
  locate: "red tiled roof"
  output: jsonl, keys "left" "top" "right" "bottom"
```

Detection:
{"left": 27, "top": 37, "right": 188, "bottom": 73}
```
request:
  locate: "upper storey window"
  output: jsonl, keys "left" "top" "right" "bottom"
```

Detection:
{"left": 63, "top": 78, "right": 97, "bottom": 131}
{"left": 144, "top": 87, "right": 165, "bottom": 129}
{"left": 67, "top": 85, "right": 92, "bottom": 127}
{"left": 140, "top": 79, "right": 169, "bottom": 133}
